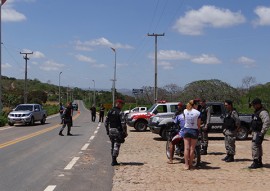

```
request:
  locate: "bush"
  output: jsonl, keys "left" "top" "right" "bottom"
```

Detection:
{"left": 0, "top": 115, "right": 8, "bottom": 127}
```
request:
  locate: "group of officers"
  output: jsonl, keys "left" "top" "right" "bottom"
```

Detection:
{"left": 105, "top": 97, "right": 270, "bottom": 169}
{"left": 199, "top": 98, "right": 270, "bottom": 169}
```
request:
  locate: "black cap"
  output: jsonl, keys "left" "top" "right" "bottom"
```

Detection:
{"left": 251, "top": 98, "right": 262, "bottom": 105}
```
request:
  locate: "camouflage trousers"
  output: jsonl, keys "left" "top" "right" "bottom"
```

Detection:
{"left": 111, "top": 141, "right": 121, "bottom": 157}
{"left": 224, "top": 130, "right": 236, "bottom": 155}
{"left": 200, "top": 128, "right": 208, "bottom": 148}
{"left": 251, "top": 132, "right": 263, "bottom": 159}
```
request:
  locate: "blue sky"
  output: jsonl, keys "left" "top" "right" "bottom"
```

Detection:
{"left": 1, "top": 0, "right": 270, "bottom": 90}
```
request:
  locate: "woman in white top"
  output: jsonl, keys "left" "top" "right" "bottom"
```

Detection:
{"left": 183, "top": 100, "right": 201, "bottom": 170}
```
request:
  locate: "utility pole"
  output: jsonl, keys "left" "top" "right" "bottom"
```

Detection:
{"left": 147, "top": 33, "right": 164, "bottom": 103}
{"left": 20, "top": 52, "right": 33, "bottom": 104}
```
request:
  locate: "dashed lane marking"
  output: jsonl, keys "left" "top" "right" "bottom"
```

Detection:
{"left": 64, "top": 157, "right": 80, "bottom": 170}
{"left": 44, "top": 185, "right": 56, "bottom": 191}
{"left": 81, "top": 143, "right": 90, "bottom": 151}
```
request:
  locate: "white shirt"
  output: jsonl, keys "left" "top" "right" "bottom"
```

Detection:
{"left": 184, "top": 108, "right": 200, "bottom": 129}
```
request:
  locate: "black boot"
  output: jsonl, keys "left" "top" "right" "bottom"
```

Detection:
{"left": 225, "top": 154, "right": 234, "bottom": 162}
{"left": 200, "top": 146, "right": 207, "bottom": 155}
{"left": 249, "top": 159, "right": 262, "bottom": 169}
{"left": 59, "top": 131, "right": 64, "bottom": 136}
{"left": 258, "top": 157, "right": 263, "bottom": 167}
{"left": 111, "top": 156, "right": 120, "bottom": 166}
{"left": 222, "top": 154, "right": 229, "bottom": 161}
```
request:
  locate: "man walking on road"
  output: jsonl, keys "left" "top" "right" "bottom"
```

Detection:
{"left": 59, "top": 102, "right": 73, "bottom": 136}
{"left": 105, "top": 99, "right": 127, "bottom": 166}
{"left": 249, "top": 98, "right": 270, "bottom": 169}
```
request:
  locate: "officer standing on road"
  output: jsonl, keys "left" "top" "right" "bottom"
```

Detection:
{"left": 222, "top": 100, "right": 240, "bottom": 162}
{"left": 249, "top": 98, "right": 270, "bottom": 169}
{"left": 105, "top": 99, "right": 127, "bottom": 166}
{"left": 199, "top": 99, "right": 210, "bottom": 155}
{"left": 59, "top": 102, "right": 73, "bottom": 136}
{"left": 59, "top": 102, "right": 65, "bottom": 124}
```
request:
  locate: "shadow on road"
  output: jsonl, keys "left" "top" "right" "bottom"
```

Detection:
{"left": 120, "top": 162, "right": 144, "bottom": 166}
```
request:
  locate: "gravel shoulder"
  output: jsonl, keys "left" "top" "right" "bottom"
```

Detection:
{"left": 112, "top": 128, "right": 270, "bottom": 191}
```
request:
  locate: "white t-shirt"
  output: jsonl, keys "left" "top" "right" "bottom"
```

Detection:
{"left": 184, "top": 108, "right": 200, "bottom": 129}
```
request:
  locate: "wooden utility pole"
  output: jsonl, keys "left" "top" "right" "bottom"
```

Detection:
{"left": 20, "top": 52, "right": 33, "bottom": 104}
{"left": 147, "top": 33, "right": 165, "bottom": 103}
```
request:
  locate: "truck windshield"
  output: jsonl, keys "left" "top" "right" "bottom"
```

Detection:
{"left": 147, "top": 104, "right": 157, "bottom": 112}
{"left": 15, "top": 105, "right": 33, "bottom": 111}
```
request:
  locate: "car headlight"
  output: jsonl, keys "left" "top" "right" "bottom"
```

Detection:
{"left": 22, "top": 113, "right": 31, "bottom": 117}
{"left": 151, "top": 117, "right": 159, "bottom": 123}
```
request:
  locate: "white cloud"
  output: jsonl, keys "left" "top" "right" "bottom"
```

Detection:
{"left": 2, "top": 0, "right": 27, "bottom": 22}
{"left": 236, "top": 56, "right": 256, "bottom": 68}
{"left": 157, "top": 50, "right": 191, "bottom": 60}
{"left": 2, "top": 62, "right": 12, "bottom": 68}
{"left": 173, "top": 5, "right": 246, "bottom": 35}
{"left": 253, "top": 6, "right": 270, "bottom": 26}
{"left": 32, "top": 51, "right": 45, "bottom": 59}
{"left": 158, "top": 61, "right": 173, "bottom": 70}
{"left": 39, "top": 60, "right": 65, "bottom": 71}
{"left": 74, "top": 37, "right": 133, "bottom": 51}
{"left": 191, "top": 54, "right": 221, "bottom": 64}
{"left": 75, "top": 54, "right": 96, "bottom": 63}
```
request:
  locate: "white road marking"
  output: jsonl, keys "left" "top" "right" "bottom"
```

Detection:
{"left": 44, "top": 185, "right": 56, "bottom": 191}
{"left": 0, "top": 126, "right": 14, "bottom": 131}
{"left": 81, "top": 143, "right": 90, "bottom": 151}
{"left": 94, "top": 130, "right": 98, "bottom": 134}
{"left": 64, "top": 157, "right": 80, "bottom": 170}
{"left": 88, "top": 135, "right": 95, "bottom": 142}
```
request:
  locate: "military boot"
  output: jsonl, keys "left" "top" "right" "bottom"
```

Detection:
{"left": 111, "top": 156, "right": 120, "bottom": 166}
{"left": 222, "top": 154, "right": 229, "bottom": 161}
{"left": 225, "top": 154, "right": 234, "bottom": 162}
{"left": 59, "top": 131, "right": 64, "bottom": 136}
{"left": 249, "top": 159, "right": 262, "bottom": 169}
{"left": 258, "top": 157, "right": 263, "bottom": 168}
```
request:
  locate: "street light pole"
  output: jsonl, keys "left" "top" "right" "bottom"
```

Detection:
{"left": 92, "top": 80, "right": 95, "bottom": 106}
{"left": 59, "top": 72, "right": 62, "bottom": 104}
{"left": 111, "top": 47, "right": 116, "bottom": 107}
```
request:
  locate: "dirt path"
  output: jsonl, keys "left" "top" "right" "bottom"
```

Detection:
{"left": 112, "top": 129, "right": 270, "bottom": 191}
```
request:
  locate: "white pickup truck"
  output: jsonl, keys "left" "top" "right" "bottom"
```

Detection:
{"left": 8, "top": 104, "right": 47, "bottom": 126}
{"left": 123, "top": 106, "right": 147, "bottom": 117}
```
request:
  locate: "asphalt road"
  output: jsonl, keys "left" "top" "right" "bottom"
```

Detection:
{"left": 0, "top": 101, "right": 113, "bottom": 191}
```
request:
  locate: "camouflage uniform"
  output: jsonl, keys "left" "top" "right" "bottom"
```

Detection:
{"left": 105, "top": 106, "right": 127, "bottom": 166}
{"left": 223, "top": 110, "right": 240, "bottom": 162}
{"left": 250, "top": 108, "right": 270, "bottom": 168}
{"left": 200, "top": 105, "right": 210, "bottom": 155}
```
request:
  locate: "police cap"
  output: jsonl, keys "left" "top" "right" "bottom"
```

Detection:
{"left": 116, "top": 99, "right": 125, "bottom": 104}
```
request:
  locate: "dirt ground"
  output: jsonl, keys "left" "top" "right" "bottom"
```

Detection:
{"left": 112, "top": 128, "right": 270, "bottom": 191}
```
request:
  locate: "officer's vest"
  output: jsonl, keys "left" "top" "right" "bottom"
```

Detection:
{"left": 223, "top": 110, "right": 237, "bottom": 131}
{"left": 200, "top": 106, "right": 208, "bottom": 123}
{"left": 251, "top": 108, "right": 266, "bottom": 132}
{"left": 107, "top": 107, "right": 122, "bottom": 130}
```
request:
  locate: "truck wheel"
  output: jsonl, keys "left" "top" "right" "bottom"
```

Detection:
{"left": 29, "top": 117, "right": 34, "bottom": 126}
{"left": 161, "top": 128, "right": 170, "bottom": 140}
{"left": 8, "top": 122, "right": 14, "bottom": 126}
{"left": 40, "top": 115, "right": 46, "bottom": 124}
{"left": 135, "top": 120, "right": 147, "bottom": 132}
{"left": 237, "top": 126, "right": 248, "bottom": 140}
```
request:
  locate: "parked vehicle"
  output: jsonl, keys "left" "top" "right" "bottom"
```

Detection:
{"left": 165, "top": 124, "right": 201, "bottom": 167}
{"left": 126, "top": 101, "right": 179, "bottom": 132}
{"left": 72, "top": 103, "right": 78, "bottom": 111}
{"left": 149, "top": 102, "right": 253, "bottom": 140}
{"left": 123, "top": 106, "right": 147, "bottom": 117}
{"left": 8, "top": 104, "right": 47, "bottom": 126}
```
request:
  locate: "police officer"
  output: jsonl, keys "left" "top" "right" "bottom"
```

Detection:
{"left": 222, "top": 100, "right": 240, "bottom": 162}
{"left": 59, "top": 102, "right": 73, "bottom": 136}
{"left": 249, "top": 98, "right": 270, "bottom": 169}
{"left": 199, "top": 99, "right": 210, "bottom": 155}
{"left": 105, "top": 99, "right": 127, "bottom": 166}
